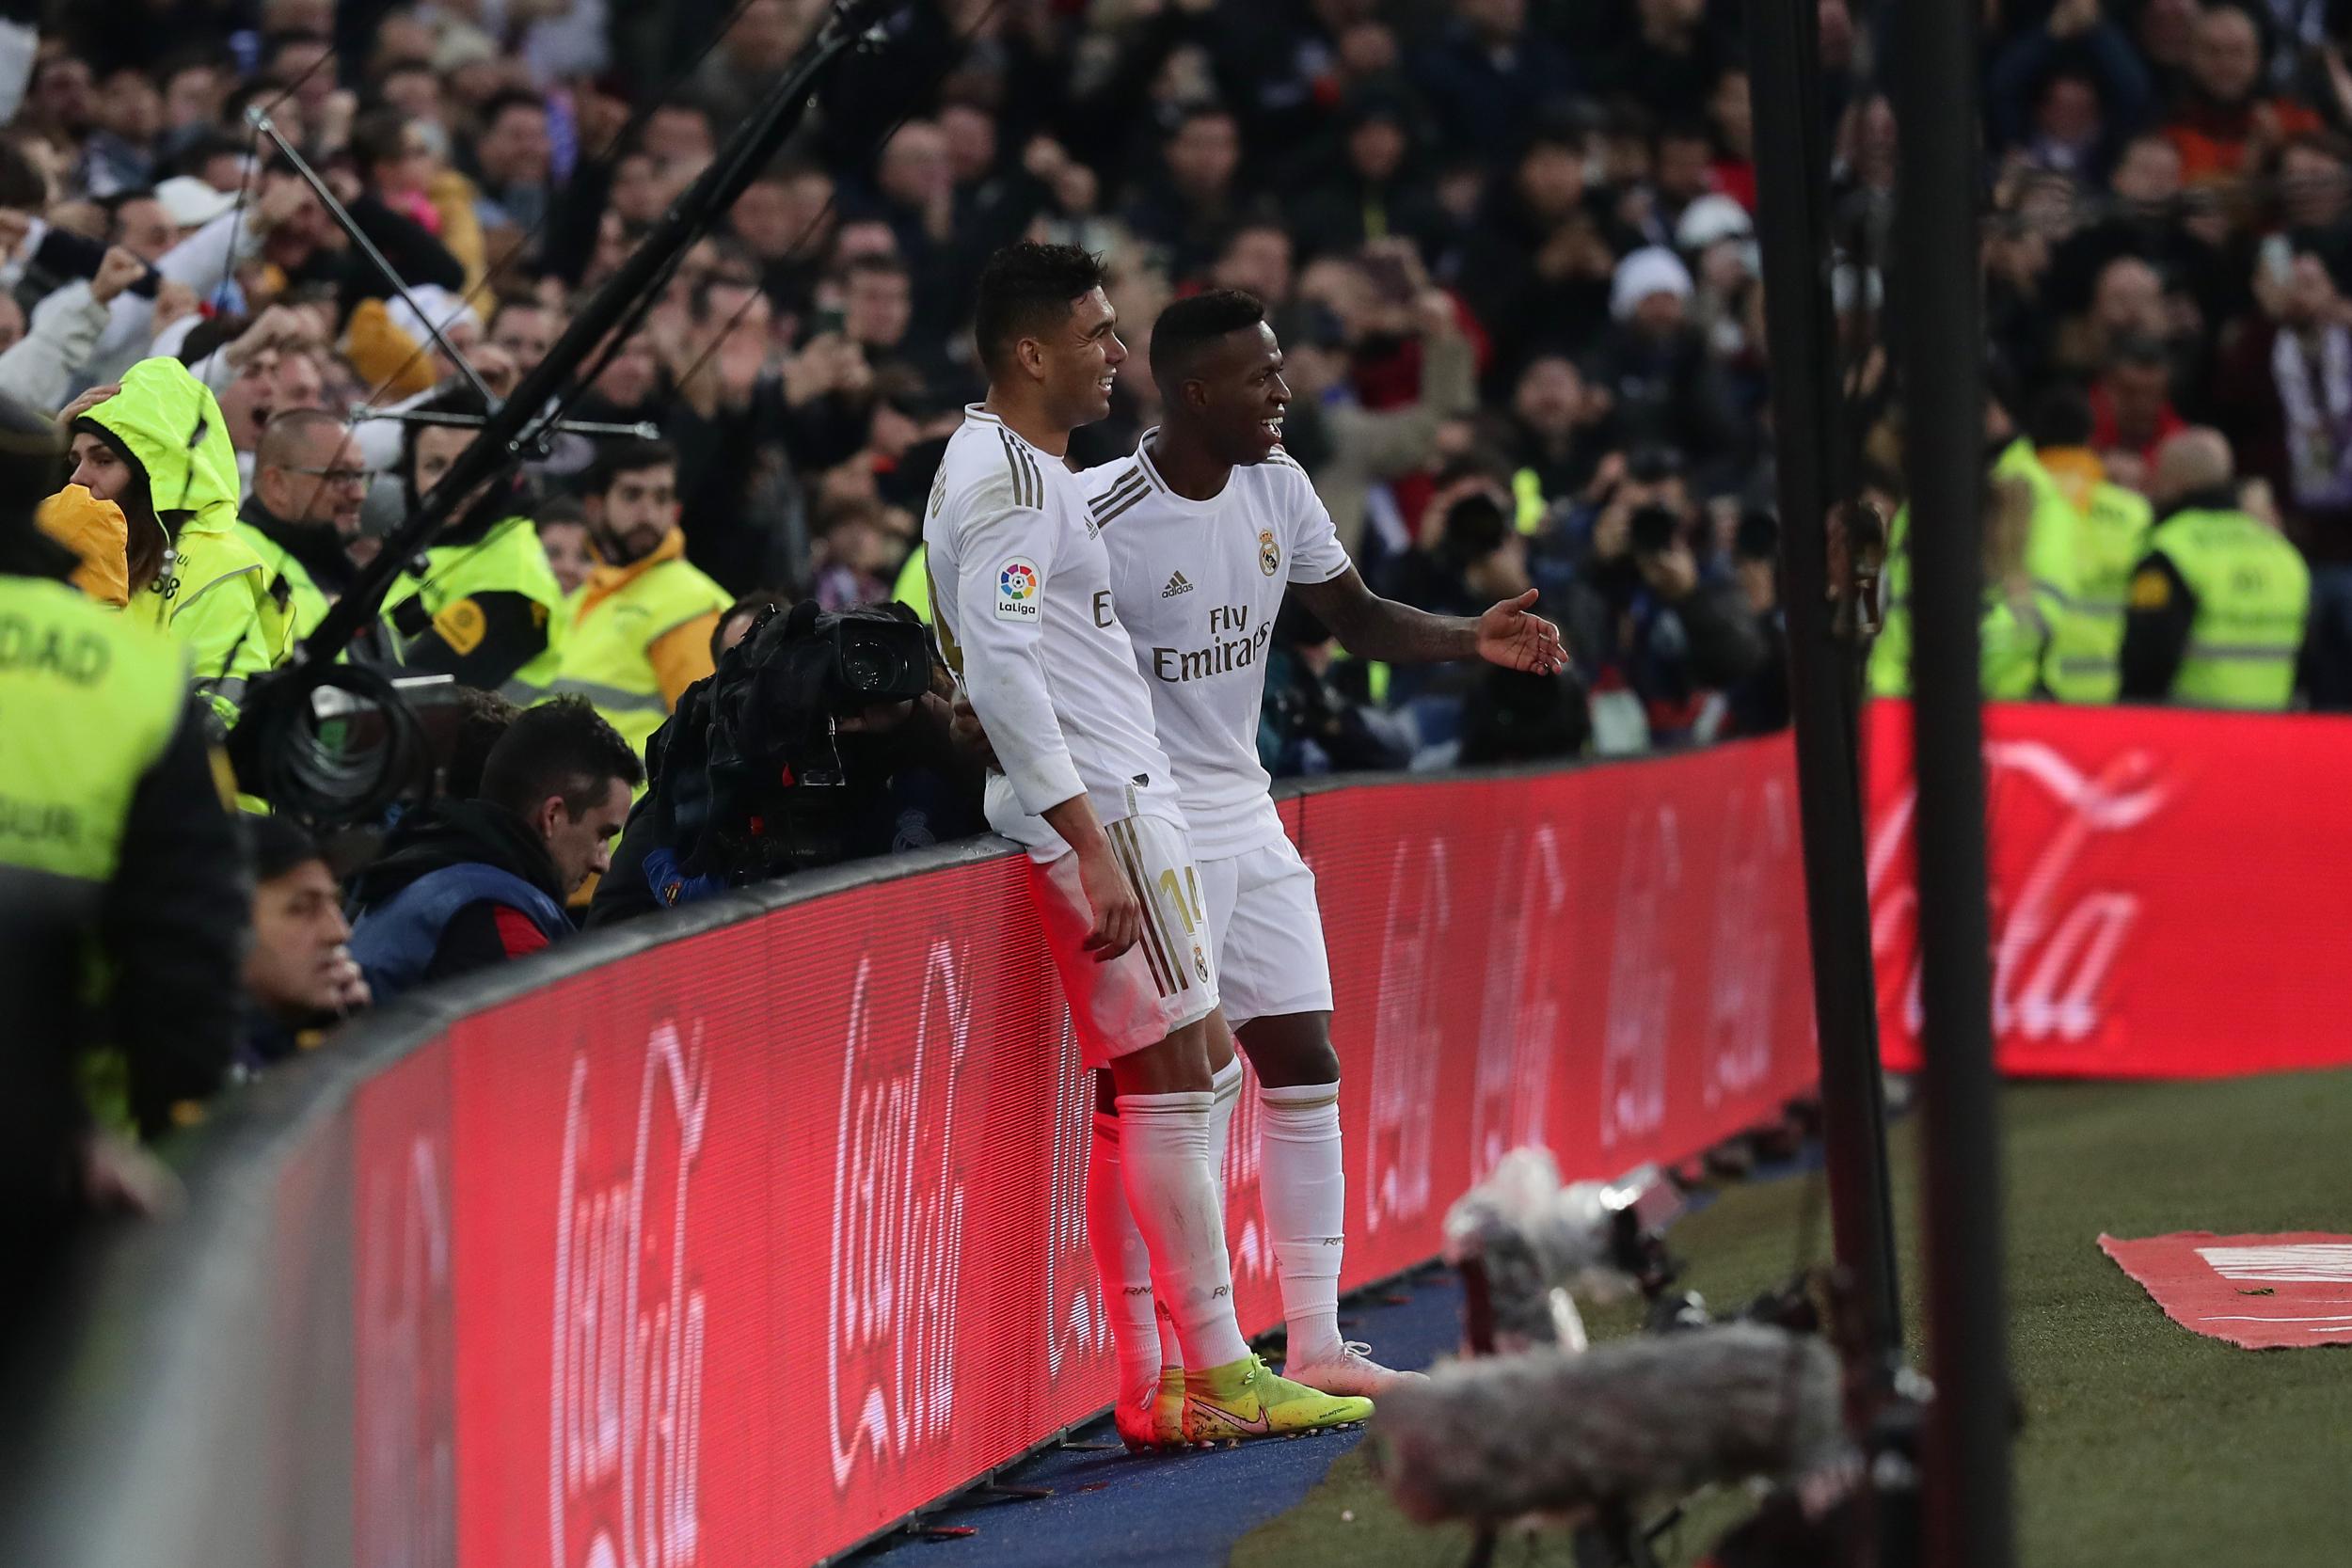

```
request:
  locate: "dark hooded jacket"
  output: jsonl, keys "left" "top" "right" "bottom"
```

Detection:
{"left": 346, "top": 799, "right": 570, "bottom": 1000}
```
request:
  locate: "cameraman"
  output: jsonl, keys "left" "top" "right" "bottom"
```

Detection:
{"left": 589, "top": 600, "right": 985, "bottom": 925}
{"left": 1541, "top": 445, "right": 1769, "bottom": 748}
{"left": 1258, "top": 598, "right": 1416, "bottom": 779}
{"left": 1378, "top": 462, "right": 1538, "bottom": 707}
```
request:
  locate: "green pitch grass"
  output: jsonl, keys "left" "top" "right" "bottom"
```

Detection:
{"left": 1234, "top": 1070, "right": 2352, "bottom": 1568}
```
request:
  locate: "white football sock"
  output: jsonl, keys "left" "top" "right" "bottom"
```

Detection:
{"left": 1261, "top": 1080, "right": 1347, "bottom": 1368}
{"left": 1086, "top": 1110, "right": 1160, "bottom": 1403}
{"left": 1207, "top": 1056, "right": 1246, "bottom": 1226}
{"left": 1116, "top": 1089, "right": 1252, "bottom": 1371}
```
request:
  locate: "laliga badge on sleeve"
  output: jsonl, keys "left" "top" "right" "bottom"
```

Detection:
{"left": 996, "top": 557, "right": 1041, "bottom": 622}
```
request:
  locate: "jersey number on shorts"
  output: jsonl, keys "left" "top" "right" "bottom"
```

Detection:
{"left": 1159, "top": 866, "right": 1205, "bottom": 931}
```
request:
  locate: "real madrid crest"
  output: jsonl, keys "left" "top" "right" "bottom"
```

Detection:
{"left": 1258, "top": 529, "right": 1279, "bottom": 577}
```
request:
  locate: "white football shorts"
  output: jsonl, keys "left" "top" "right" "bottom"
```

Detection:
{"left": 1198, "top": 833, "right": 1333, "bottom": 1029}
{"left": 1029, "top": 812, "right": 1221, "bottom": 1067}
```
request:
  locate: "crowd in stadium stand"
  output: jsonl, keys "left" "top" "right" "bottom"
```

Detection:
{"left": 8, "top": 0, "right": 2352, "bottom": 1215}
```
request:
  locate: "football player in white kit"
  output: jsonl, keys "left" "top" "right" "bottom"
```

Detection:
{"left": 1076, "top": 289, "right": 1566, "bottom": 1406}
{"left": 924, "top": 245, "right": 1373, "bottom": 1450}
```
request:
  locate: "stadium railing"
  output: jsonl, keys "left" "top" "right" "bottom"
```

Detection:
{"left": 0, "top": 736, "right": 1820, "bottom": 1568}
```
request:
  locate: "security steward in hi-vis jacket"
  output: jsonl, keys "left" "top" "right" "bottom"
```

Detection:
{"left": 381, "top": 388, "right": 564, "bottom": 698}
{"left": 2120, "top": 429, "right": 2312, "bottom": 711}
{"left": 0, "top": 395, "right": 244, "bottom": 1276}
{"left": 545, "top": 439, "right": 731, "bottom": 768}
{"left": 58, "top": 357, "right": 288, "bottom": 731}
{"left": 233, "top": 408, "right": 373, "bottom": 644}
{"left": 1871, "top": 388, "right": 2085, "bottom": 702}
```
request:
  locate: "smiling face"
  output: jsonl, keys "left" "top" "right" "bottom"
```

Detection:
{"left": 1033, "top": 285, "right": 1127, "bottom": 429}
{"left": 1172, "top": 320, "right": 1293, "bottom": 467}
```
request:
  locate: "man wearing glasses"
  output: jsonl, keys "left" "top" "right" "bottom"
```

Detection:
{"left": 235, "top": 407, "right": 373, "bottom": 644}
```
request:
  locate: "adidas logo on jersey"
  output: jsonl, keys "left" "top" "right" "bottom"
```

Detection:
{"left": 1161, "top": 570, "right": 1195, "bottom": 598}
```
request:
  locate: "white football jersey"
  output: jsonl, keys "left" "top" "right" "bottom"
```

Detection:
{"left": 925, "top": 406, "right": 1184, "bottom": 858}
{"left": 1082, "top": 430, "right": 1352, "bottom": 859}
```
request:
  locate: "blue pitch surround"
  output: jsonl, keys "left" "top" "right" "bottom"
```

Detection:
{"left": 851, "top": 1269, "right": 1466, "bottom": 1568}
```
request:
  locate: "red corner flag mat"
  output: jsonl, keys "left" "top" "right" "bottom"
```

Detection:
{"left": 2100, "top": 1232, "right": 2352, "bottom": 1347}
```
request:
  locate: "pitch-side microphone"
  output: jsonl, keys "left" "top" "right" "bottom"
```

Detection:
{"left": 1443, "top": 1148, "right": 1685, "bottom": 1351}
{"left": 1372, "top": 1323, "right": 1848, "bottom": 1527}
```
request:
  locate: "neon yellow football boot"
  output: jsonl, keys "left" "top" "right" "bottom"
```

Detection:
{"left": 1183, "top": 1354, "right": 1374, "bottom": 1444}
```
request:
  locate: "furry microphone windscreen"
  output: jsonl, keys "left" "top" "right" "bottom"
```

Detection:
{"left": 1372, "top": 1324, "right": 1848, "bottom": 1526}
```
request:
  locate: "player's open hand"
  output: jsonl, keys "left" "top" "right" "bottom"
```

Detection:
{"left": 1077, "top": 846, "right": 1142, "bottom": 961}
{"left": 1477, "top": 588, "right": 1567, "bottom": 675}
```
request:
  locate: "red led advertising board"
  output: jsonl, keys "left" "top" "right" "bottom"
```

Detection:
{"left": 352, "top": 737, "right": 1820, "bottom": 1567}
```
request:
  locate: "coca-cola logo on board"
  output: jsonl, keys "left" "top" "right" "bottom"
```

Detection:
{"left": 1365, "top": 838, "right": 1449, "bottom": 1235}
{"left": 1471, "top": 825, "right": 1565, "bottom": 1178}
{"left": 1705, "top": 780, "right": 1791, "bottom": 1109}
{"left": 549, "top": 1022, "right": 710, "bottom": 1568}
{"left": 1043, "top": 1006, "right": 1104, "bottom": 1376}
{"left": 358, "top": 1130, "right": 454, "bottom": 1568}
{"left": 1221, "top": 1056, "right": 1274, "bottom": 1287}
{"left": 1868, "top": 740, "right": 2168, "bottom": 1044}
{"left": 1601, "top": 804, "right": 1679, "bottom": 1148}
{"left": 828, "top": 942, "right": 969, "bottom": 1491}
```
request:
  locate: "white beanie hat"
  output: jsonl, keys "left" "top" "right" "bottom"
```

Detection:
{"left": 385, "top": 285, "right": 482, "bottom": 352}
{"left": 1676, "top": 194, "right": 1755, "bottom": 253}
{"left": 1610, "top": 245, "right": 1694, "bottom": 322}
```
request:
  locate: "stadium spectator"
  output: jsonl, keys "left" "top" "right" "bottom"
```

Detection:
{"left": 1281, "top": 260, "right": 1477, "bottom": 557}
{"left": 467, "top": 87, "right": 555, "bottom": 243}
{"left": 348, "top": 697, "right": 640, "bottom": 1001}
{"left": 237, "top": 816, "right": 369, "bottom": 1070}
{"left": 535, "top": 495, "right": 595, "bottom": 596}
{"left": 1126, "top": 105, "right": 1252, "bottom": 281}
{"left": 2164, "top": 3, "right": 2321, "bottom": 185}
{"left": 342, "top": 107, "right": 470, "bottom": 305}
{"left": 0, "top": 242, "right": 146, "bottom": 412}
{"left": 1989, "top": 0, "right": 2157, "bottom": 181}
{"left": 1289, "top": 93, "right": 1446, "bottom": 264}
{"left": 2090, "top": 334, "right": 2189, "bottom": 474}
{"left": 1589, "top": 246, "right": 1742, "bottom": 480}
{"left": 487, "top": 297, "right": 564, "bottom": 381}
{"left": 1412, "top": 0, "right": 1581, "bottom": 152}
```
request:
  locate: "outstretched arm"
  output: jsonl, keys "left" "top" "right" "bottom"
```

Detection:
{"left": 1291, "top": 566, "right": 1568, "bottom": 673}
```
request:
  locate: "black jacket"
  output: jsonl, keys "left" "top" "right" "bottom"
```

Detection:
{"left": 348, "top": 800, "right": 569, "bottom": 986}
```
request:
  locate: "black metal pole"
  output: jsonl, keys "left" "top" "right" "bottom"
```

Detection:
{"left": 251, "top": 106, "right": 498, "bottom": 406}
{"left": 1889, "top": 0, "right": 2016, "bottom": 1560}
{"left": 286, "top": 0, "right": 894, "bottom": 667}
{"left": 1741, "top": 0, "right": 1903, "bottom": 1373}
